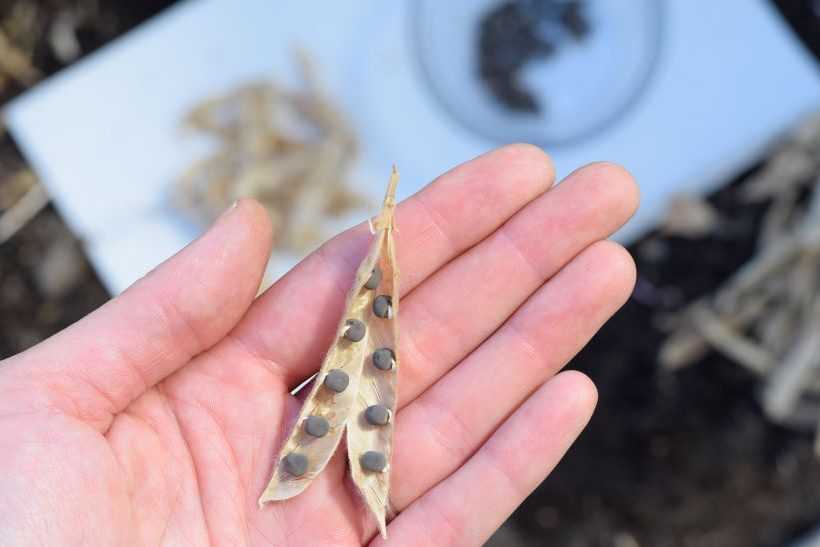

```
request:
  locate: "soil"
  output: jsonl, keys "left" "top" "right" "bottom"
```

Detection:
{"left": 503, "top": 169, "right": 820, "bottom": 547}
{"left": 2, "top": 2, "right": 820, "bottom": 547}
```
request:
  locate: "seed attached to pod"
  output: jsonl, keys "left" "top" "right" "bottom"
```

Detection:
{"left": 324, "top": 369, "right": 350, "bottom": 393}
{"left": 258, "top": 171, "right": 400, "bottom": 535}
{"left": 283, "top": 452, "right": 308, "bottom": 477}
{"left": 373, "top": 295, "right": 392, "bottom": 319}
{"left": 343, "top": 319, "right": 366, "bottom": 342}
{"left": 365, "top": 267, "right": 382, "bottom": 290}
{"left": 360, "top": 450, "right": 387, "bottom": 473}
{"left": 304, "top": 415, "right": 330, "bottom": 437}
{"left": 365, "top": 404, "right": 391, "bottom": 426}
{"left": 372, "top": 348, "right": 395, "bottom": 371}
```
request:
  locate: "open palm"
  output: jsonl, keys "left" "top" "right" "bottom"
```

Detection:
{"left": 0, "top": 146, "right": 637, "bottom": 546}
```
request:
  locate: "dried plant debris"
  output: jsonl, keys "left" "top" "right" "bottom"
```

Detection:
{"left": 478, "top": 0, "right": 591, "bottom": 113}
{"left": 0, "top": 29, "right": 39, "bottom": 89}
{"left": 659, "top": 113, "right": 820, "bottom": 452}
{"left": 0, "top": 169, "right": 49, "bottom": 245}
{"left": 0, "top": 1, "right": 43, "bottom": 91}
{"left": 660, "top": 194, "right": 720, "bottom": 238}
{"left": 259, "top": 170, "right": 399, "bottom": 538}
{"left": 0, "top": 0, "right": 118, "bottom": 97}
{"left": 740, "top": 112, "right": 820, "bottom": 203}
{"left": 174, "top": 51, "right": 369, "bottom": 256}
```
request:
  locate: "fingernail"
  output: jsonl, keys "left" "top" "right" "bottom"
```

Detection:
{"left": 219, "top": 200, "right": 239, "bottom": 219}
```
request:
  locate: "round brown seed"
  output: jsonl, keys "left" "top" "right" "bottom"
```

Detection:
{"left": 283, "top": 452, "right": 308, "bottom": 477}
{"left": 360, "top": 450, "right": 387, "bottom": 473}
{"left": 324, "top": 369, "right": 350, "bottom": 393}
{"left": 343, "top": 319, "right": 366, "bottom": 342}
{"left": 365, "top": 404, "right": 391, "bottom": 426}
{"left": 304, "top": 415, "right": 330, "bottom": 437}
{"left": 365, "top": 267, "right": 382, "bottom": 290}
{"left": 372, "top": 348, "right": 395, "bottom": 371}
{"left": 373, "top": 295, "right": 392, "bottom": 319}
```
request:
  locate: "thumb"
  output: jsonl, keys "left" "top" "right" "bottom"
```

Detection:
{"left": 0, "top": 200, "right": 272, "bottom": 431}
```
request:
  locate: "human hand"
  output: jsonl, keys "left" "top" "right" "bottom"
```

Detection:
{"left": 0, "top": 145, "right": 638, "bottom": 546}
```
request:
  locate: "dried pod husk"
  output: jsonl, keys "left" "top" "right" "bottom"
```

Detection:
{"left": 345, "top": 177, "right": 399, "bottom": 537}
{"left": 259, "top": 169, "right": 400, "bottom": 539}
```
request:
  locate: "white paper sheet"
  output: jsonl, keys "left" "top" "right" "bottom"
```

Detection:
{"left": 6, "top": 0, "right": 820, "bottom": 293}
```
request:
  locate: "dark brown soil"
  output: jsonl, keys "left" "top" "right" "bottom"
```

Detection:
{"left": 506, "top": 170, "right": 820, "bottom": 547}
{"left": 2, "top": 3, "right": 820, "bottom": 547}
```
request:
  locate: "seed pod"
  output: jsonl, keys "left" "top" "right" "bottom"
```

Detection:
{"left": 345, "top": 172, "right": 400, "bottom": 539}
{"left": 259, "top": 169, "right": 400, "bottom": 540}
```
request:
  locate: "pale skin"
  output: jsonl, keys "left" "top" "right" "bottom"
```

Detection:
{"left": 0, "top": 145, "right": 638, "bottom": 546}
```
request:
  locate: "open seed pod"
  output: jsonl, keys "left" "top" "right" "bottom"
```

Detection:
{"left": 258, "top": 169, "right": 400, "bottom": 538}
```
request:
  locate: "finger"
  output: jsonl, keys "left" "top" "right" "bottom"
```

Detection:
{"left": 389, "top": 241, "right": 634, "bottom": 510}
{"left": 0, "top": 200, "right": 272, "bottom": 431}
{"left": 229, "top": 144, "right": 555, "bottom": 385}
{"left": 395, "top": 162, "right": 638, "bottom": 405}
{"left": 372, "top": 371, "right": 597, "bottom": 547}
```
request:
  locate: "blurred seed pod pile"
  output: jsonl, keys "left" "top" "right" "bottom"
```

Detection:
{"left": 659, "top": 113, "right": 820, "bottom": 453}
{"left": 173, "top": 51, "right": 368, "bottom": 255}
